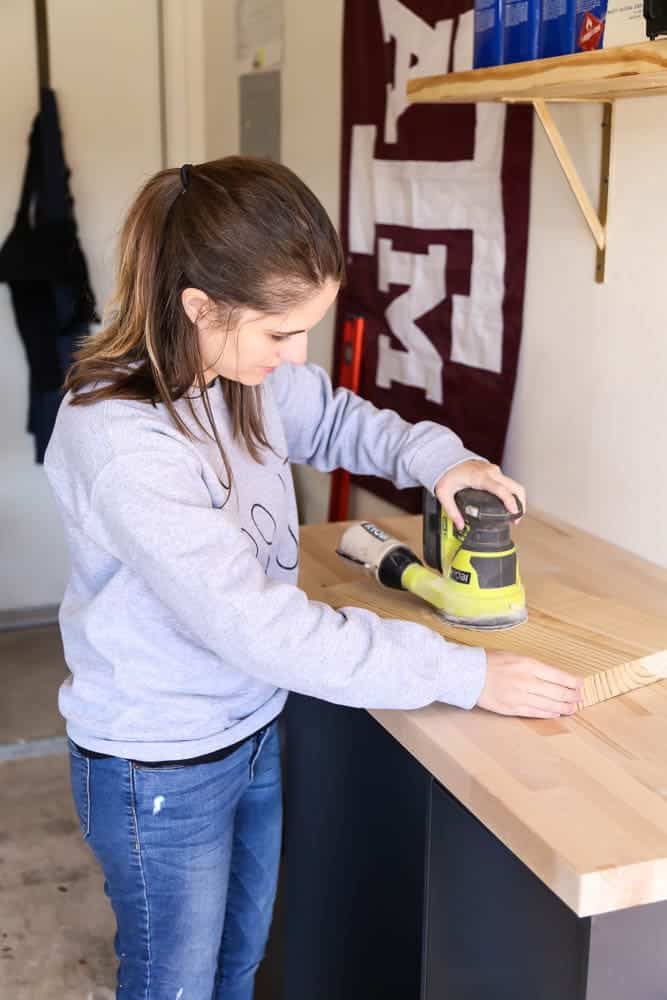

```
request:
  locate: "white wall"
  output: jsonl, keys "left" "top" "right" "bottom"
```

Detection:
{"left": 47, "top": 1, "right": 164, "bottom": 310}
{"left": 281, "top": 0, "right": 348, "bottom": 522}
{"left": 0, "top": 2, "right": 46, "bottom": 610}
{"left": 505, "top": 98, "right": 667, "bottom": 567}
{"left": 203, "top": 0, "right": 238, "bottom": 160}
{"left": 0, "top": 1, "right": 163, "bottom": 611}
{"left": 162, "top": 0, "right": 207, "bottom": 165}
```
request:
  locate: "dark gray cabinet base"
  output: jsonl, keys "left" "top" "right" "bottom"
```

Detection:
{"left": 424, "top": 780, "right": 589, "bottom": 998}
{"left": 282, "top": 696, "right": 667, "bottom": 1000}
{"left": 425, "top": 779, "right": 667, "bottom": 1000}
{"left": 283, "top": 693, "right": 430, "bottom": 999}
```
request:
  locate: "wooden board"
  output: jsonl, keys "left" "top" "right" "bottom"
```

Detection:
{"left": 406, "top": 39, "right": 667, "bottom": 104}
{"left": 317, "top": 576, "right": 667, "bottom": 709}
{"left": 300, "top": 514, "right": 667, "bottom": 709}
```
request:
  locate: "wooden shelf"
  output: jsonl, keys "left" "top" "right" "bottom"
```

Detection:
{"left": 406, "top": 39, "right": 667, "bottom": 105}
{"left": 406, "top": 42, "right": 667, "bottom": 281}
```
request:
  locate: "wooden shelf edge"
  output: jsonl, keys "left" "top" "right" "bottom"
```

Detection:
{"left": 407, "top": 39, "right": 667, "bottom": 104}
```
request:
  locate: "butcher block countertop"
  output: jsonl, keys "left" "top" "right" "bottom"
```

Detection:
{"left": 298, "top": 511, "right": 667, "bottom": 918}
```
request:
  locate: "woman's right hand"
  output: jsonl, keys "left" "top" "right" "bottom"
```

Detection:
{"left": 477, "top": 651, "right": 583, "bottom": 718}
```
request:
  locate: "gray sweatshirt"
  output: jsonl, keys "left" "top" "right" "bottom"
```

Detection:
{"left": 44, "top": 362, "right": 487, "bottom": 761}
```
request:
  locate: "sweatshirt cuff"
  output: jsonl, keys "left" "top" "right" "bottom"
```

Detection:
{"left": 428, "top": 452, "right": 489, "bottom": 496}
{"left": 409, "top": 439, "right": 488, "bottom": 497}
{"left": 438, "top": 643, "right": 487, "bottom": 710}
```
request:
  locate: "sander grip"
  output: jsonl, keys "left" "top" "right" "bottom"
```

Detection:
{"left": 336, "top": 522, "right": 422, "bottom": 590}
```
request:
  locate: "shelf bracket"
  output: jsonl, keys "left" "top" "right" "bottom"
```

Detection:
{"left": 595, "top": 102, "right": 613, "bottom": 283}
{"left": 531, "top": 98, "right": 613, "bottom": 283}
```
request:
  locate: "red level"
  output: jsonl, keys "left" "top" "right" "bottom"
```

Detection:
{"left": 328, "top": 316, "right": 365, "bottom": 523}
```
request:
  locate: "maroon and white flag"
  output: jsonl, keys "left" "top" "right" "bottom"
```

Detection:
{"left": 335, "top": 0, "right": 533, "bottom": 512}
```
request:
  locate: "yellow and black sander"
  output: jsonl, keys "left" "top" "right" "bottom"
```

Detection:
{"left": 337, "top": 488, "right": 527, "bottom": 631}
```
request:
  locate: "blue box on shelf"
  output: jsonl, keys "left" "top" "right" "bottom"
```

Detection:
{"left": 503, "top": 0, "right": 541, "bottom": 62}
{"left": 539, "top": 0, "right": 577, "bottom": 56}
{"left": 474, "top": 0, "right": 504, "bottom": 67}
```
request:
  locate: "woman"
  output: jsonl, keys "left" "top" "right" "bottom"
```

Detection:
{"left": 44, "top": 157, "right": 581, "bottom": 1000}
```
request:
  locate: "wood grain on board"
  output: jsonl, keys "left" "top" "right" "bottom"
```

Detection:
{"left": 300, "top": 514, "right": 667, "bottom": 709}
{"left": 298, "top": 512, "right": 667, "bottom": 916}
{"left": 319, "top": 576, "right": 667, "bottom": 709}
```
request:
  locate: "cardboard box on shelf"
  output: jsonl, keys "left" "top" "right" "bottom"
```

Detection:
{"left": 603, "top": 0, "right": 647, "bottom": 45}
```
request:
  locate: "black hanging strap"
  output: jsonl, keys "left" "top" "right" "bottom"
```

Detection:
{"left": 34, "top": 0, "right": 50, "bottom": 93}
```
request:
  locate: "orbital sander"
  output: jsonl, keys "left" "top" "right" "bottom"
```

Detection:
{"left": 337, "top": 488, "right": 527, "bottom": 631}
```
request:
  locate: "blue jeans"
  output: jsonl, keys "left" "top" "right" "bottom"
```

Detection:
{"left": 68, "top": 721, "right": 282, "bottom": 1000}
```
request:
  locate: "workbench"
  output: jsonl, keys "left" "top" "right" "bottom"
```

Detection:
{"left": 281, "top": 511, "right": 667, "bottom": 1000}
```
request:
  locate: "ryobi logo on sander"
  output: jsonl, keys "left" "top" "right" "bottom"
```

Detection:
{"left": 361, "top": 523, "right": 390, "bottom": 542}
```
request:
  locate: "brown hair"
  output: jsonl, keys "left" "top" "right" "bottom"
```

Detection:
{"left": 65, "top": 156, "right": 345, "bottom": 474}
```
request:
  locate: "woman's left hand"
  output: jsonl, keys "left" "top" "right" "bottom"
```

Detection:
{"left": 434, "top": 460, "right": 527, "bottom": 532}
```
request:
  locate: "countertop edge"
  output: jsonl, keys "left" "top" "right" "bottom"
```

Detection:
{"left": 370, "top": 707, "right": 667, "bottom": 919}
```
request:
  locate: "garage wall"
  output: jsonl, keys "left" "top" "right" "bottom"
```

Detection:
{"left": 0, "top": 1, "right": 163, "bottom": 611}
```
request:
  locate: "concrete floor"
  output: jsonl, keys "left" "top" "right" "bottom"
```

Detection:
{"left": 0, "top": 625, "right": 70, "bottom": 743}
{"left": 0, "top": 625, "right": 280, "bottom": 999}
{"left": 0, "top": 624, "right": 117, "bottom": 999}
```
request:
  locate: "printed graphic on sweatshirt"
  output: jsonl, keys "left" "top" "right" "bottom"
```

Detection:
{"left": 240, "top": 470, "right": 299, "bottom": 575}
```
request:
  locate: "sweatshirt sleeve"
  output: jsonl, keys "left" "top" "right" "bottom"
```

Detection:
{"left": 269, "top": 362, "right": 485, "bottom": 493}
{"left": 85, "top": 447, "right": 487, "bottom": 711}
